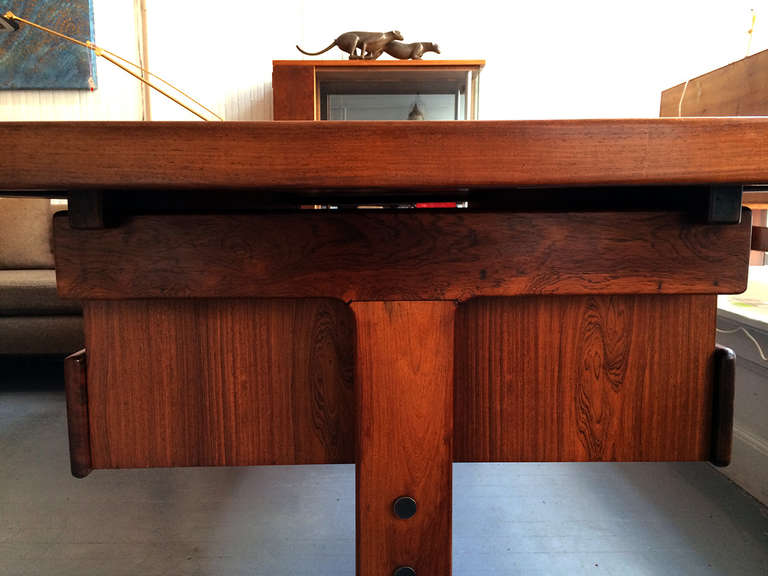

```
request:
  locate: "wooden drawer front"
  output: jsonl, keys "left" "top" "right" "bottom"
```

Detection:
{"left": 83, "top": 299, "right": 355, "bottom": 468}
{"left": 454, "top": 295, "right": 716, "bottom": 462}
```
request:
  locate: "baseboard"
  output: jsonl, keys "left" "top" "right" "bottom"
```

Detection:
{"left": 717, "top": 423, "right": 768, "bottom": 506}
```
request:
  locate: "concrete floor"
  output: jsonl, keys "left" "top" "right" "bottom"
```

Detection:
{"left": 1, "top": 360, "right": 767, "bottom": 576}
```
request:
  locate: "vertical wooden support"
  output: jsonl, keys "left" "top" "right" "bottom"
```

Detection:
{"left": 352, "top": 302, "right": 455, "bottom": 576}
{"left": 711, "top": 345, "right": 736, "bottom": 467}
{"left": 64, "top": 349, "right": 92, "bottom": 478}
{"left": 67, "top": 190, "right": 113, "bottom": 229}
{"left": 706, "top": 185, "right": 743, "bottom": 224}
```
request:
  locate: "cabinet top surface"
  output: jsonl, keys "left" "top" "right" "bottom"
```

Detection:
{"left": 4, "top": 119, "right": 768, "bottom": 192}
{"left": 272, "top": 59, "right": 485, "bottom": 68}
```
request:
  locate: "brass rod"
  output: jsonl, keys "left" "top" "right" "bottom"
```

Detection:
{"left": 5, "top": 12, "right": 91, "bottom": 49}
{"left": 100, "top": 46, "right": 223, "bottom": 121}
{"left": 99, "top": 51, "right": 209, "bottom": 121}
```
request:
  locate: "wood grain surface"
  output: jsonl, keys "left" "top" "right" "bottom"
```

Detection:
{"left": 711, "top": 345, "right": 736, "bottom": 467}
{"left": 272, "top": 65, "right": 316, "bottom": 120}
{"left": 660, "top": 48, "right": 768, "bottom": 117}
{"left": 53, "top": 210, "right": 751, "bottom": 301}
{"left": 84, "top": 299, "right": 354, "bottom": 468}
{"left": 353, "top": 302, "right": 454, "bottom": 576}
{"left": 5, "top": 119, "right": 768, "bottom": 191}
{"left": 454, "top": 295, "right": 717, "bottom": 462}
{"left": 64, "top": 349, "right": 92, "bottom": 478}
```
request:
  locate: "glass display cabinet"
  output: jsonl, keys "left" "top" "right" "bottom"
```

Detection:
{"left": 272, "top": 60, "right": 484, "bottom": 121}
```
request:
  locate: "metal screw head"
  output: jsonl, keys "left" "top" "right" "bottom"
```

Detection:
{"left": 393, "top": 496, "right": 417, "bottom": 519}
{"left": 393, "top": 566, "right": 416, "bottom": 576}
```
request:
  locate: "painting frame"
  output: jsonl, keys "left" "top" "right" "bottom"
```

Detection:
{"left": 0, "top": 0, "right": 98, "bottom": 90}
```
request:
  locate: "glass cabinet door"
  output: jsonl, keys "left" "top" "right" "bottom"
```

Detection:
{"left": 317, "top": 68, "right": 479, "bottom": 121}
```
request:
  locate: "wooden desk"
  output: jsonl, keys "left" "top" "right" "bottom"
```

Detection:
{"left": 4, "top": 119, "right": 764, "bottom": 575}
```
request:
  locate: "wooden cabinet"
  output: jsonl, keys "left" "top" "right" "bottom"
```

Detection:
{"left": 272, "top": 59, "right": 484, "bottom": 120}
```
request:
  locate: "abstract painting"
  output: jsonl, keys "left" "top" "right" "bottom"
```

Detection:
{"left": 0, "top": 0, "right": 97, "bottom": 89}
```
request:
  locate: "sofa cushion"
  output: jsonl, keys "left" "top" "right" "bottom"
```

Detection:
{"left": 0, "top": 269, "right": 81, "bottom": 315}
{"left": 0, "top": 315, "right": 84, "bottom": 355}
{"left": 0, "top": 198, "right": 55, "bottom": 269}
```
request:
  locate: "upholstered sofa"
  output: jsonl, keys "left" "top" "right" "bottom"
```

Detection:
{"left": 0, "top": 198, "right": 83, "bottom": 356}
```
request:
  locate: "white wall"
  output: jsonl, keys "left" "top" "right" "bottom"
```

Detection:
{"left": 0, "top": 0, "right": 143, "bottom": 121}
{"left": 475, "top": 1, "right": 768, "bottom": 119}
{"left": 144, "top": 0, "right": 768, "bottom": 121}
{"left": 1, "top": 1, "right": 767, "bottom": 120}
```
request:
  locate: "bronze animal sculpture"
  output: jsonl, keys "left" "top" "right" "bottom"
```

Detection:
{"left": 384, "top": 41, "right": 440, "bottom": 60}
{"left": 297, "top": 31, "right": 403, "bottom": 60}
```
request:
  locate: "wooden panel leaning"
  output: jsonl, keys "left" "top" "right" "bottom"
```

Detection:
{"left": 660, "top": 48, "right": 768, "bottom": 117}
{"left": 83, "top": 299, "right": 355, "bottom": 468}
{"left": 53, "top": 210, "right": 752, "bottom": 301}
{"left": 454, "top": 295, "right": 718, "bottom": 462}
{"left": 63, "top": 349, "right": 91, "bottom": 478}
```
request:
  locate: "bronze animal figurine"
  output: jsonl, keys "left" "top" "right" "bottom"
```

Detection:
{"left": 384, "top": 41, "right": 440, "bottom": 60}
{"left": 296, "top": 30, "right": 403, "bottom": 60}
